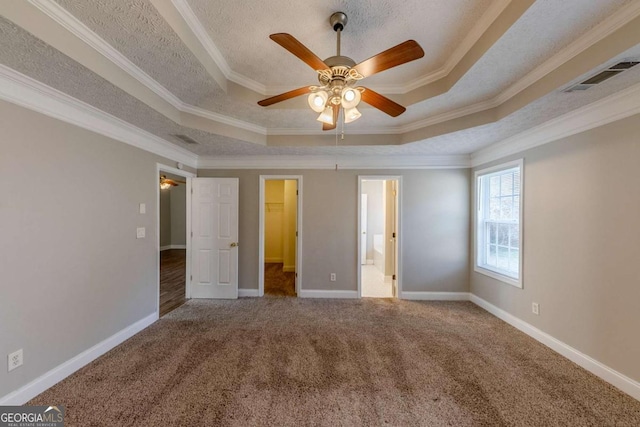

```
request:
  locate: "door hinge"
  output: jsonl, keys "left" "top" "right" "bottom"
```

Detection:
{"left": 191, "top": 188, "right": 193, "bottom": 194}
{"left": 191, "top": 231, "right": 193, "bottom": 237}
{"left": 392, "top": 232, "right": 396, "bottom": 238}
{"left": 296, "top": 190, "right": 299, "bottom": 196}
{"left": 295, "top": 273, "right": 298, "bottom": 278}
{"left": 392, "top": 274, "right": 396, "bottom": 280}
{"left": 296, "top": 231, "right": 298, "bottom": 237}
{"left": 190, "top": 275, "right": 193, "bottom": 281}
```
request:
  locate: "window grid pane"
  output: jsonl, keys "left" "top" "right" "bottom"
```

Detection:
{"left": 478, "top": 165, "right": 521, "bottom": 281}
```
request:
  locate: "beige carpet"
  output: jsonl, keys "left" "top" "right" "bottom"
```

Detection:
{"left": 30, "top": 299, "right": 640, "bottom": 426}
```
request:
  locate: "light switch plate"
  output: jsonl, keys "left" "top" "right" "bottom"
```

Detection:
{"left": 139, "top": 203, "right": 146, "bottom": 214}
{"left": 136, "top": 227, "right": 145, "bottom": 239}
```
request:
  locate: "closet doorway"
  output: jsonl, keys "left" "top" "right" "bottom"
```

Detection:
{"left": 358, "top": 176, "right": 401, "bottom": 298}
{"left": 258, "top": 176, "right": 303, "bottom": 297}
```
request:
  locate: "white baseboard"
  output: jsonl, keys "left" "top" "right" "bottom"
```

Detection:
{"left": 282, "top": 265, "right": 295, "bottom": 273}
{"left": 401, "top": 291, "right": 471, "bottom": 301}
{"left": 299, "top": 290, "right": 359, "bottom": 299}
{"left": 238, "top": 288, "right": 259, "bottom": 297}
{"left": 160, "top": 244, "right": 186, "bottom": 251}
{"left": 265, "top": 257, "right": 283, "bottom": 263}
{"left": 469, "top": 294, "right": 640, "bottom": 401}
{"left": 0, "top": 312, "right": 158, "bottom": 405}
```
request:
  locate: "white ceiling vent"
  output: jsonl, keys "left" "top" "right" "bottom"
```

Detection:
{"left": 172, "top": 134, "right": 200, "bottom": 144}
{"left": 564, "top": 61, "right": 639, "bottom": 93}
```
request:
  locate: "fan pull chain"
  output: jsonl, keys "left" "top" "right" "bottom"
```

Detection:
{"left": 335, "top": 118, "right": 339, "bottom": 171}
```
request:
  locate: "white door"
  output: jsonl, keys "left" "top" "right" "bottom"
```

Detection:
{"left": 361, "top": 194, "right": 368, "bottom": 265}
{"left": 191, "top": 178, "right": 239, "bottom": 299}
{"left": 391, "top": 181, "right": 398, "bottom": 297}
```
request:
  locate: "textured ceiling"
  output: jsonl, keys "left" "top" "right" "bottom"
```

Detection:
{"left": 1, "top": 0, "right": 639, "bottom": 158}
{"left": 186, "top": 0, "right": 494, "bottom": 87}
{"left": 400, "top": 0, "right": 634, "bottom": 123}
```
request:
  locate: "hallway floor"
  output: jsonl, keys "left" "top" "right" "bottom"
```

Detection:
{"left": 160, "top": 249, "right": 186, "bottom": 317}
{"left": 361, "top": 264, "right": 393, "bottom": 298}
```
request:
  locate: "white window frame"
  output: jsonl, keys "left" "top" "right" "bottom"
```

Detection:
{"left": 474, "top": 159, "right": 524, "bottom": 288}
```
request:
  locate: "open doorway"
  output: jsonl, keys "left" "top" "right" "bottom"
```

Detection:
{"left": 156, "top": 165, "right": 194, "bottom": 317}
{"left": 259, "top": 176, "right": 303, "bottom": 297}
{"left": 358, "top": 176, "right": 401, "bottom": 298}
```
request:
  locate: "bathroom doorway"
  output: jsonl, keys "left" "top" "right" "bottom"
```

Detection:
{"left": 358, "top": 176, "right": 401, "bottom": 298}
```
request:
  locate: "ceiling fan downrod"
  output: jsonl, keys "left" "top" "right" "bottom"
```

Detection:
{"left": 330, "top": 12, "right": 347, "bottom": 56}
{"left": 325, "top": 12, "right": 354, "bottom": 68}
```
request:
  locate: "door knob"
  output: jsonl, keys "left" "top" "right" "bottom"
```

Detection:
{"left": 230, "top": 242, "right": 239, "bottom": 247}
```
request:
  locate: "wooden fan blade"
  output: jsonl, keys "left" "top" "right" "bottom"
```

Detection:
{"left": 270, "top": 33, "right": 329, "bottom": 71}
{"left": 165, "top": 179, "right": 179, "bottom": 186}
{"left": 258, "top": 86, "right": 311, "bottom": 107}
{"left": 361, "top": 87, "right": 406, "bottom": 117}
{"left": 353, "top": 40, "right": 424, "bottom": 78}
{"left": 322, "top": 104, "right": 340, "bottom": 131}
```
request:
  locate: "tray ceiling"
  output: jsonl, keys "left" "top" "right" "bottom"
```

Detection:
{"left": 0, "top": 0, "right": 639, "bottom": 159}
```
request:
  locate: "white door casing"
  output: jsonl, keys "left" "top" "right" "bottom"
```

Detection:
{"left": 357, "top": 176, "right": 402, "bottom": 299}
{"left": 391, "top": 181, "right": 399, "bottom": 297}
{"left": 191, "top": 178, "right": 239, "bottom": 299}
{"left": 258, "top": 175, "right": 303, "bottom": 297}
{"left": 361, "top": 194, "right": 368, "bottom": 265}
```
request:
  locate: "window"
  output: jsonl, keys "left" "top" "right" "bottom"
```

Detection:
{"left": 475, "top": 160, "right": 523, "bottom": 288}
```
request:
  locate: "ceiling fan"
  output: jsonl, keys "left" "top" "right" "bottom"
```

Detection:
{"left": 257, "top": 12, "right": 425, "bottom": 130}
{"left": 160, "top": 175, "right": 186, "bottom": 190}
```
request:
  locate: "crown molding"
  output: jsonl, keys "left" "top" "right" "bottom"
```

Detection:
{"left": 400, "top": 99, "right": 501, "bottom": 133}
{"left": 471, "top": 81, "right": 640, "bottom": 167}
{"left": 494, "top": 0, "right": 640, "bottom": 104}
{"left": 28, "top": 0, "right": 184, "bottom": 109}
{"left": 15, "top": 0, "right": 640, "bottom": 149}
{"left": 27, "top": 0, "right": 265, "bottom": 136}
{"left": 4, "top": 56, "right": 638, "bottom": 174}
{"left": 169, "top": 0, "right": 510, "bottom": 95}
{"left": 181, "top": 104, "right": 267, "bottom": 135}
{"left": 399, "top": 0, "right": 511, "bottom": 93}
{"left": 400, "top": 1, "right": 640, "bottom": 136}
{"left": 266, "top": 127, "right": 400, "bottom": 136}
{"left": 170, "top": 0, "right": 267, "bottom": 94}
{"left": 197, "top": 154, "right": 471, "bottom": 170}
{"left": 0, "top": 64, "right": 198, "bottom": 168}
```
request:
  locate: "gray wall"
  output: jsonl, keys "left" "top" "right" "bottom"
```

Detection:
{"left": 198, "top": 169, "right": 470, "bottom": 293}
{"left": 159, "top": 180, "right": 186, "bottom": 248}
{"left": 470, "top": 114, "right": 640, "bottom": 383}
{"left": 0, "top": 100, "right": 194, "bottom": 397}
{"left": 169, "top": 183, "right": 186, "bottom": 246}
{"left": 159, "top": 188, "right": 171, "bottom": 247}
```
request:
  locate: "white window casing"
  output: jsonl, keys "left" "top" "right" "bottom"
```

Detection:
{"left": 474, "top": 159, "right": 524, "bottom": 288}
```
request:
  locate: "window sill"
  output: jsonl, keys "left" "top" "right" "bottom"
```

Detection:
{"left": 474, "top": 266, "right": 522, "bottom": 289}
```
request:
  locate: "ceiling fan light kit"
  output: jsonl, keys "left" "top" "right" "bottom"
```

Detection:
{"left": 258, "top": 12, "right": 425, "bottom": 130}
{"left": 159, "top": 175, "right": 186, "bottom": 189}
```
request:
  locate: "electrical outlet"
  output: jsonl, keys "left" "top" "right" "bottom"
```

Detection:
{"left": 532, "top": 302, "right": 540, "bottom": 315}
{"left": 8, "top": 349, "right": 23, "bottom": 372}
{"left": 139, "top": 203, "right": 146, "bottom": 214}
{"left": 330, "top": 273, "right": 336, "bottom": 282}
{"left": 136, "top": 227, "right": 146, "bottom": 239}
